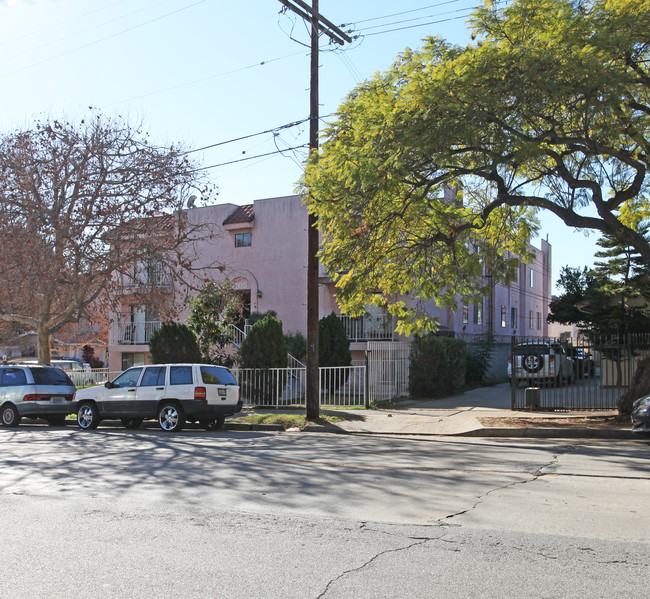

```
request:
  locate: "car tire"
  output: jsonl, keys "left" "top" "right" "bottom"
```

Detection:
{"left": 121, "top": 417, "right": 143, "bottom": 430}
{"left": 46, "top": 415, "right": 67, "bottom": 426}
{"left": 1, "top": 404, "right": 21, "bottom": 427}
{"left": 202, "top": 415, "right": 226, "bottom": 431}
{"left": 522, "top": 353, "right": 544, "bottom": 373}
{"left": 77, "top": 402, "right": 100, "bottom": 430}
{"left": 158, "top": 402, "right": 185, "bottom": 433}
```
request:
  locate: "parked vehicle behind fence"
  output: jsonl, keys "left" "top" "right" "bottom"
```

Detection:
{"left": 508, "top": 341, "right": 575, "bottom": 386}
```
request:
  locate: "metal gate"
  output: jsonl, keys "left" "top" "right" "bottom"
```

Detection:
{"left": 366, "top": 341, "right": 410, "bottom": 404}
{"left": 510, "top": 335, "right": 649, "bottom": 410}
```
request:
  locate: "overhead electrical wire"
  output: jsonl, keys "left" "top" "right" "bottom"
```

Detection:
{"left": 0, "top": 0, "right": 208, "bottom": 79}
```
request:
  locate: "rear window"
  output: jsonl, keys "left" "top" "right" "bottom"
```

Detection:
{"left": 30, "top": 367, "right": 74, "bottom": 386}
{"left": 200, "top": 366, "right": 237, "bottom": 386}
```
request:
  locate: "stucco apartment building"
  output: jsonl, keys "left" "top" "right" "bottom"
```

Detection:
{"left": 108, "top": 194, "right": 552, "bottom": 370}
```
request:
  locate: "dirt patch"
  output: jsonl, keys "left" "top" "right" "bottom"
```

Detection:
{"left": 478, "top": 415, "right": 630, "bottom": 429}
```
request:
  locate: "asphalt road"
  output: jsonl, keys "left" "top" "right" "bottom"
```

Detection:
{"left": 1, "top": 425, "right": 648, "bottom": 598}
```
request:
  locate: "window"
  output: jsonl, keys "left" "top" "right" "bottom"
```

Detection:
{"left": 537, "top": 311, "right": 542, "bottom": 330}
{"left": 131, "top": 259, "right": 164, "bottom": 286}
{"left": 170, "top": 366, "right": 193, "bottom": 385}
{"left": 473, "top": 302, "right": 483, "bottom": 325}
{"left": 121, "top": 352, "right": 146, "bottom": 371}
{"left": 462, "top": 304, "right": 469, "bottom": 324}
{"left": 511, "top": 307, "right": 518, "bottom": 329}
{"left": 500, "top": 305, "right": 507, "bottom": 328}
{"left": 140, "top": 366, "right": 166, "bottom": 387}
{"left": 1, "top": 368, "right": 27, "bottom": 386}
{"left": 529, "top": 268, "right": 534, "bottom": 287}
{"left": 529, "top": 311, "right": 535, "bottom": 328}
{"left": 235, "top": 232, "right": 252, "bottom": 247}
{"left": 201, "top": 365, "right": 237, "bottom": 386}
{"left": 112, "top": 367, "right": 143, "bottom": 388}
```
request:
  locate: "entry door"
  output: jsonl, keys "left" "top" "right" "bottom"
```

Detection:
{"left": 131, "top": 306, "right": 146, "bottom": 344}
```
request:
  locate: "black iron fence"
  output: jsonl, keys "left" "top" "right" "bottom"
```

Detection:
{"left": 510, "top": 334, "right": 650, "bottom": 411}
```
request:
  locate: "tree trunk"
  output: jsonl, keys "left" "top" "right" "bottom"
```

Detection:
{"left": 37, "top": 326, "right": 51, "bottom": 365}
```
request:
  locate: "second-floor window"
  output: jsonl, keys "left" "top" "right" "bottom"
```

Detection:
{"left": 131, "top": 259, "right": 163, "bottom": 286}
{"left": 501, "top": 305, "right": 507, "bottom": 328}
{"left": 473, "top": 302, "right": 483, "bottom": 325}
{"left": 235, "top": 232, "right": 252, "bottom": 247}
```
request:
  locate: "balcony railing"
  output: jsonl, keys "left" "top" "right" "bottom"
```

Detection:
{"left": 337, "top": 314, "right": 393, "bottom": 342}
{"left": 110, "top": 321, "right": 161, "bottom": 345}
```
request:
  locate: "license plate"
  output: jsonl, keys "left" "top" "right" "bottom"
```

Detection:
{"left": 51, "top": 396, "right": 64, "bottom": 404}
{"left": 218, "top": 388, "right": 227, "bottom": 397}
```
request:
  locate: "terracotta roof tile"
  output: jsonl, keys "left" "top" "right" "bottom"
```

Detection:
{"left": 223, "top": 204, "right": 255, "bottom": 225}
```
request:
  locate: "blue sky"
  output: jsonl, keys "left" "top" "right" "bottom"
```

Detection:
{"left": 0, "top": 0, "right": 600, "bottom": 292}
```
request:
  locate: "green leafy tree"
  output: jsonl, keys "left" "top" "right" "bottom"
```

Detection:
{"left": 149, "top": 322, "right": 202, "bottom": 364}
{"left": 187, "top": 281, "right": 245, "bottom": 367}
{"left": 305, "top": 0, "right": 650, "bottom": 335}
{"left": 549, "top": 231, "right": 650, "bottom": 337}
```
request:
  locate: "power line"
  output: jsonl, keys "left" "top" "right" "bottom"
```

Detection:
{"left": 190, "top": 145, "right": 308, "bottom": 172}
{"left": 0, "top": 0, "right": 208, "bottom": 79}
{"left": 109, "top": 51, "right": 307, "bottom": 107}
{"left": 360, "top": 12, "right": 473, "bottom": 37}
{"left": 341, "top": 1, "right": 465, "bottom": 27}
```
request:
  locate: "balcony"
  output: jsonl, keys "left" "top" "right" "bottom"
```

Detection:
{"left": 337, "top": 314, "right": 393, "bottom": 342}
{"left": 110, "top": 321, "right": 161, "bottom": 346}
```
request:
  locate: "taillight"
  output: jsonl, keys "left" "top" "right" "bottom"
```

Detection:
{"left": 194, "top": 387, "right": 206, "bottom": 401}
{"left": 23, "top": 394, "right": 51, "bottom": 401}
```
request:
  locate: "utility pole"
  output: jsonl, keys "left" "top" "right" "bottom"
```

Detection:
{"left": 276, "top": 1, "right": 351, "bottom": 420}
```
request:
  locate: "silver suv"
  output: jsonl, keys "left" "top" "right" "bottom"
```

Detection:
{"left": 74, "top": 363, "right": 242, "bottom": 433}
{"left": 0, "top": 365, "right": 77, "bottom": 427}
{"left": 508, "top": 342, "right": 575, "bottom": 385}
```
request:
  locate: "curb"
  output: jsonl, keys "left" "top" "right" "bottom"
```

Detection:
{"left": 225, "top": 422, "right": 643, "bottom": 439}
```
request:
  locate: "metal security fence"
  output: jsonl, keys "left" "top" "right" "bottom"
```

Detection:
{"left": 234, "top": 365, "right": 366, "bottom": 408}
{"left": 510, "top": 335, "right": 650, "bottom": 411}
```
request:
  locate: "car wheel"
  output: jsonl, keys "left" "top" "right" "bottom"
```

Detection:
{"left": 1, "top": 404, "right": 21, "bottom": 427}
{"left": 202, "top": 415, "right": 226, "bottom": 431}
{"left": 522, "top": 353, "right": 544, "bottom": 373}
{"left": 46, "top": 415, "right": 67, "bottom": 426}
{"left": 77, "top": 402, "right": 100, "bottom": 430}
{"left": 158, "top": 402, "right": 184, "bottom": 433}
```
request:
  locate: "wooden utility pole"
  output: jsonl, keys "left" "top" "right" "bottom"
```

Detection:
{"left": 277, "top": 1, "right": 351, "bottom": 420}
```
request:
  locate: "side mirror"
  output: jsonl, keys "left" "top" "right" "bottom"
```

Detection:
{"left": 105, "top": 381, "right": 115, "bottom": 389}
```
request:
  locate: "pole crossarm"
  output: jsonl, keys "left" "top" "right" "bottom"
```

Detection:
{"left": 278, "top": 0, "right": 352, "bottom": 45}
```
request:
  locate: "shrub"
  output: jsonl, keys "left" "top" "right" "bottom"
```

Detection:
{"left": 149, "top": 322, "right": 202, "bottom": 364}
{"left": 618, "top": 356, "right": 650, "bottom": 415}
{"left": 319, "top": 313, "right": 352, "bottom": 392}
{"left": 81, "top": 344, "right": 104, "bottom": 368}
{"left": 239, "top": 314, "right": 288, "bottom": 405}
{"left": 409, "top": 334, "right": 467, "bottom": 398}
{"left": 465, "top": 334, "right": 495, "bottom": 386}
{"left": 319, "top": 312, "right": 351, "bottom": 367}
{"left": 285, "top": 330, "right": 306, "bottom": 363}
{"left": 239, "top": 314, "right": 287, "bottom": 369}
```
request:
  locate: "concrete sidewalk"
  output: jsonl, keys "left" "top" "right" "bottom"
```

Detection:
{"left": 231, "top": 383, "right": 640, "bottom": 439}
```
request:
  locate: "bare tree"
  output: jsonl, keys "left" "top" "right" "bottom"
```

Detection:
{"left": 0, "top": 114, "right": 220, "bottom": 363}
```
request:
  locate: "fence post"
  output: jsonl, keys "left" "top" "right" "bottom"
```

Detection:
{"left": 364, "top": 349, "right": 370, "bottom": 409}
